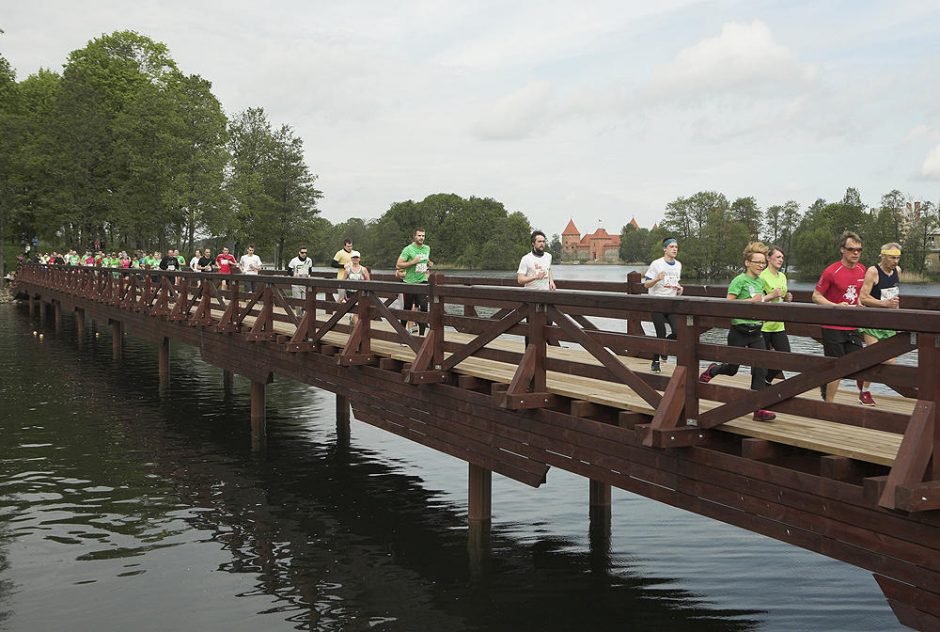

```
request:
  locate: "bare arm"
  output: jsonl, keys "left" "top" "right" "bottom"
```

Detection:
{"left": 859, "top": 266, "right": 879, "bottom": 307}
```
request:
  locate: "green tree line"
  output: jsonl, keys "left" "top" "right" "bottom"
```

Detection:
{"left": 620, "top": 188, "right": 938, "bottom": 279}
{"left": 1, "top": 31, "right": 537, "bottom": 278}
{"left": 308, "top": 193, "right": 532, "bottom": 270}
{"left": 0, "top": 30, "right": 321, "bottom": 276}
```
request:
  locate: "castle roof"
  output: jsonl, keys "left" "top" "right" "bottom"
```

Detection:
{"left": 562, "top": 218, "right": 580, "bottom": 236}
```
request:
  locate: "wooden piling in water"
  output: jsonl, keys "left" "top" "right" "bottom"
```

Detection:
{"left": 468, "top": 463, "right": 492, "bottom": 522}
{"left": 110, "top": 319, "right": 122, "bottom": 360}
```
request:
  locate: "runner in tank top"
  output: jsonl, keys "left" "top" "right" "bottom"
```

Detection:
{"left": 856, "top": 242, "right": 902, "bottom": 407}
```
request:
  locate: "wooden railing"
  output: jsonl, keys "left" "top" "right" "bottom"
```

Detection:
{"left": 15, "top": 263, "right": 940, "bottom": 512}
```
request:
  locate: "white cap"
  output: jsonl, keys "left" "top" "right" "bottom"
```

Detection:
{"left": 350, "top": 250, "right": 361, "bottom": 258}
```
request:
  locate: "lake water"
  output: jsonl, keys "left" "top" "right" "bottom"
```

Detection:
{"left": 3, "top": 267, "right": 931, "bottom": 630}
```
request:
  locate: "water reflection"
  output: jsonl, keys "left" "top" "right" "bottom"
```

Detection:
{"left": 0, "top": 303, "right": 762, "bottom": 630}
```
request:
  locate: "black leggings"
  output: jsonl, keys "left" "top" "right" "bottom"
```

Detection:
{"left": 401, "top": 288, "right": 428, "bottom": 335}
{"left": 762, "top": 330, "right": 790, "bottom": 382}
{"left": 651, "top": 312, "right": 680, "bottom": 362}
{"left": 710, "top": 324, "right": 767, "bottom": 390}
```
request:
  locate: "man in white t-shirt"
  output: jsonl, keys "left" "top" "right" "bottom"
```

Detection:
{"left": 643, "top": 237, "right": 683, "bottom": 373}
{"left": 517, "top": 230, "right": 555, "bottom": 347}
{"left": 239, "top": 245, "right": 262, "bottom": 293}
{"left": 287, "top": 246, "right": 314, "bottom": 309}
{"left": 517, "top": 230, "right": 555, "bottom": 290}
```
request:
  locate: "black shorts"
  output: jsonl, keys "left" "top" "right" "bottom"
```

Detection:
{"left": 821, "top": 328, "right": 863, "bottom": 357}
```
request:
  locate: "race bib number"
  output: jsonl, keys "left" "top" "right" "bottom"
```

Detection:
{"left": 881, "top": 286, "right": 899, "bottom": 300}
{"left": 416, "top": 262, "right": 428, "bottom": 274}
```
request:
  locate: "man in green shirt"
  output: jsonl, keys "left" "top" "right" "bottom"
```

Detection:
{"left": 396, "top": 227, "right": 433, "bottom": 336}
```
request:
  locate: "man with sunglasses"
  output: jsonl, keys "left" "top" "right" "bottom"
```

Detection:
{"left": 811, "top": 230, "right": 867, "bottom": 402}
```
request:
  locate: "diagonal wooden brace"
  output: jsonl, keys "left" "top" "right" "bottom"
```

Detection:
{"left": 879, "top": 400, "right": 935, "bottom": 511}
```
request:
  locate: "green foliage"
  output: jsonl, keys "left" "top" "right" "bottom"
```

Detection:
{"left": 791, "top": 200, "right": 868, "bottom": 277}
{"left": 661, "top": 191, "right": 751, "bottom": 278}
{"left": 223, "top": 109, "right": 321, "bottom": 266}
{"left": 309, "top": 194, "right": 530, "bottom": 270}
{"left": 619, "top": 224, "right": 652, "bottom": 263}
{"left": 547, "top": 233, "right": 562, "bottom": 260}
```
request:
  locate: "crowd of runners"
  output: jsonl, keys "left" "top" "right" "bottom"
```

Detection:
{"left": 26, "top": 227, "right": 907, "bottom": 417}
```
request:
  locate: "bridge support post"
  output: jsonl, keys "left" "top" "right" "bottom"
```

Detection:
{"left": 223, "top": 369, "right": 234, "bottom": 395}
{"left": 28, "top": 295, "right": 35, "bottom": 317}
{"left": 74, "top": 308, "right": 85, "bottom": 348}
{"left": 250, "top": 380, "right": 266, "bottom": 438}
{"left": 53, "top": 300, "right": 62, "bottom": 333}
{"left": 158, "top": 337, "right": 169, "bottom": 390}
{"left": 110, "top": 320, "right": 123, "bottom": 360}
{"left": 468, "top": 463, "right": 492, "bottom": 522}
{"left": 589, "top": 479, "right": 611, "bottom": 513}
{"left": 336, "top": 394, "right": 350, "bottom": 442}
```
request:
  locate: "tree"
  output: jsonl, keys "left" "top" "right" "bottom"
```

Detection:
{"left": 547, "top": 233, "right": 562, "bottom": 261}
{"left": 842, "top": 187, "right": 865, "bottom": 212}
{"left": 0, "top": 54, "right": 17, "bottom": 286}
{"left": 619, "top": 223, "right": 652, "bottom": 263}
{"left": 902, "top": 201, "right": 937, "bottom": 274}
{"left": 224, "top": 108, "right": 321, "bottom": 267}
{"left": 880, "top": 189, "right": 906, "bottom": 242}
{"left": 54, "top": 31, "right": 180, "bottom": 250}
{"left": 731, "top": 196, "right": 761, "bottom": 240}
{"left": 791, "top": 200, "right": 866, "bottom": 277}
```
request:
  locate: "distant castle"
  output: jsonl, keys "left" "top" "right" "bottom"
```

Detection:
{"left": 561, "top": 218, "right": 638, "bottom": 262}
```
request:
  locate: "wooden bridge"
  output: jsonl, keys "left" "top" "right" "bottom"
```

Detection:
{"left": 13, "top": 264, "right": 940, "bottom": 630}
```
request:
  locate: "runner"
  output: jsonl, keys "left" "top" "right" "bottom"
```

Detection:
{"left": 340, "top": 250, "right": 370, "bottom": 324}
{"left": 239, "top": 245, "right": 262, "bottom": 293}
{"left": 811, "top": 231, "right": 867, "bottom": 403}
{"left": 396, "top": 228, "right": 433, "bottom": 336}
{"left": 699, "top": 241, "right": 781, "bottom": 422}
{"left": 642, "top": 237, "right": 683, "bottom": 373}
{"left": 857, "top": 242, "right": 902, "bottom": 406}
{"left": 759, "top": 245, "right": 793, "bottom": 384}
{"left": 287, "top": 246, "right": 314, "bottom": 311}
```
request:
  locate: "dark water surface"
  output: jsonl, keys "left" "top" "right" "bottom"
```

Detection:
{"left": 0, "top": 302, "right": 904, "bottom": 631}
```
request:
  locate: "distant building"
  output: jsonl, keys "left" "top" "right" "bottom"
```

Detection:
{"left": 926, "top": 230, "right": 940, "bottom": 272}
{"left": 561, "top": 218, "right": 623, "bottom": 262}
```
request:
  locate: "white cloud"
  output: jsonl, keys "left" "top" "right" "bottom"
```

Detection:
{"left": 649, "top": 20, "right": 816, "bottom": 100}
{"left": 471, "top": 81, "right": 556, "bottom": 140}
{"left": 921, "top": 144, "right": 940, "bottom": 180}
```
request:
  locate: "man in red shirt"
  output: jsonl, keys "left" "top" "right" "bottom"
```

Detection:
{"left": 215, "top": 246, "right": 239, "bottom": 290}
{"left": 811, "top": 230, "right": 867, "bottom": 402}
{"left": 215, "top": 247, "right": 238, "bottom": 274}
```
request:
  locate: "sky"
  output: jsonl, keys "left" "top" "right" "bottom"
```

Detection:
{"left": 2, "top": 0, "right": 940, "bottom": 236}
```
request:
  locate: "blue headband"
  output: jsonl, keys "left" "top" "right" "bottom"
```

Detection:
{"left": 662, "top": 238, "right": 677, "bottom": 248}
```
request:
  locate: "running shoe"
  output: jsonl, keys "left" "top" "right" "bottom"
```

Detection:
{"left": 698, "top": 363, "right": 717, "bottom": 383}
{"left": 859, "top": 390, "right": 876, "bottom": 406}
{"left": 752, "top": 409, "right": 776, "bottom": 422}
{"left": 650, "top": 360, "right": 661, "bottom": 373}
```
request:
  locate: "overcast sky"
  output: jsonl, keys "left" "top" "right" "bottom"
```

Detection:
{"left": 3, "top": 1, "right": 939, "bottom": 236}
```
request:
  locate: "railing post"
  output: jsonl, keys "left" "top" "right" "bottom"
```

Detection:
{"left": 920, "top": 333, "right": 940, "bottom": 480}
{"left": 625, "top": 271, "right": 648, "bottom": 358}
{"left": 677, "top": 313, "right": 698, "bottom": 425}
{"left": 531, "top": 303, "right": 547, "bottom": 393}
{"left": 429, "top": 273, "right": 445, "bottom": 369}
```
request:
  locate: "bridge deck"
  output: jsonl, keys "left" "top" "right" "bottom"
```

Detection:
{"left": 231, "top": 307, "right": 907, "bottom": 467}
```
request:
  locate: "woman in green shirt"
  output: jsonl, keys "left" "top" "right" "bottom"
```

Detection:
{"left": 699, "top": 241, "right": 782, "bottom": 422}
{"left": 759, "top": 246, "right": 793, "bottom": 384}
